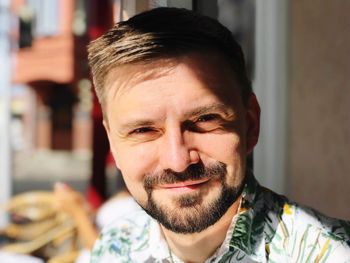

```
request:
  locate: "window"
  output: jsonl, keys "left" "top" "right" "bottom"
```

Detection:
{"left": 27, "top": 0, "right": 59, "bottom": 37}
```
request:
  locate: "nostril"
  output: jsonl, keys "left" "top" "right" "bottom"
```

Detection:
{"left": 189, "top": 150, "right": 200, "bottom": 164}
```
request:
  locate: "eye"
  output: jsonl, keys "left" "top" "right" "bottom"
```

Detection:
{"left": 127, "top": 127, "right": 161, "bottom": 142}
{"left": 190, "top": 114, "right": 223, "bottom": 132}
{"left": 131, "top": 127, "right": 154, "bottom": 134}
{"left": 196, "top": 114, "right": 219, "bottom": 123}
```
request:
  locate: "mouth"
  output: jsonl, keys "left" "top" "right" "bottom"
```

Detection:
{"left": 156, "top": 178, "right": 211, "bottom": 193}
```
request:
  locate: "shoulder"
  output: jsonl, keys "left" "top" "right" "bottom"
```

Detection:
{"left": 282, "top": 199, "right": 350, "bottom": 244}
{"left": 262, "top": 189, "right": 350, "bottom": 262}
{"left": 95, "top": 196, "right": 141, "bottom": 228}
{"left": 90, "top": 209, "right": 153, "bottom": 263}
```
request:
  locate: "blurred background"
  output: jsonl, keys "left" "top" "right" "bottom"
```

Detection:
{"left": 0, "top": 0, "right": 349, "bottom": 233}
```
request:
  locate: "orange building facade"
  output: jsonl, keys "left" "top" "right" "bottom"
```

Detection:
{"left": 11, "top": 0, "right": 92, "bottom": 152}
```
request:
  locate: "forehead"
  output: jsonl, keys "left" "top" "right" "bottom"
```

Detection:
{"left": 103, "top": 53, "right": 246, "bottom": 129}
{"left": 105, "top": 52, "right": 239, "bottom": 101}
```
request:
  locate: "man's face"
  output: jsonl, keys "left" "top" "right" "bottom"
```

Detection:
{"left": 104, "top": 54, "right": 260, "bottom": 233}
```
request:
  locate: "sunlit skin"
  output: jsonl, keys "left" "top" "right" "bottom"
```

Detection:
{"left": 103, "top": 53, "right": 260, "bottom": 263}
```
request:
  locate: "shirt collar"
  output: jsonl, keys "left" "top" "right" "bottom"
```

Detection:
{"left": 227, "top": 169, "right": 269, "bottom": 262}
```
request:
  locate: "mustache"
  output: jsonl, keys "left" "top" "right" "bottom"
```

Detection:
{"left": 143, "top": 162, "right": 227, "bottom": 190}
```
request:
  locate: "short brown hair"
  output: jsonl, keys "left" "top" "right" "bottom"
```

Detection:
{"left": 88, "top": 7, "right": 252, "bottom": 111}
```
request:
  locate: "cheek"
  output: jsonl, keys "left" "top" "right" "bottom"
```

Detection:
{"left": 110, "top": 140, "right": 158, "bottom": 192}
{"left": 196, "top": 133, "right": 244, "bottom": 164}
{"left": 112, "top": 145, "right": 153, "bottom": 206}
{"left": 197, "top": 133, "right": 246, "bottom": 187}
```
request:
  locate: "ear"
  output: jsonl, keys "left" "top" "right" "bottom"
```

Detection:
{"left": 103, "top": 119, "right": 120, "bottom": 169}
{"left": 245, "top": 93, "right": 260, "bottom": 154}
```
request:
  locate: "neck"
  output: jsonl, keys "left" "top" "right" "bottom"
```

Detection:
{"left": 161, "top": 197, "right": 241, "bottom": 263}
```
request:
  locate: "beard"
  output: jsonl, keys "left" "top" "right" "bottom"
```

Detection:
{"left": 140, "top": 162, "right": 245, "bottom": 234}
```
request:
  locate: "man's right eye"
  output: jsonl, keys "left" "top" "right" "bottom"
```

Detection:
{"left": 132, "top": 127, "right": 154, "bottom": 134}
{"left": 127, "top": 127, "right": 160, "bottom": 142}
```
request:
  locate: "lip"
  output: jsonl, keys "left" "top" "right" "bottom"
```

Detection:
{"left": 157, "top": 178, "right": 210, "bottom": 191}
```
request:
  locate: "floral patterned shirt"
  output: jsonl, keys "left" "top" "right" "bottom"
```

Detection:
{"left": 90, "top": 172, "right": 350, "bottom": 262}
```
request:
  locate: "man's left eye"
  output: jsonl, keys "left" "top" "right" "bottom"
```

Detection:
{"left": 190, "top": 114, "right": 224, "bottom": 132}
{"left": 196, "top": 114, "right": 220, "bottom": 122}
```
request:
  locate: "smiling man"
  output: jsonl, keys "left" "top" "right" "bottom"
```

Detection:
{"left": 88, "top": 7, "right": 350, "bottom": 263}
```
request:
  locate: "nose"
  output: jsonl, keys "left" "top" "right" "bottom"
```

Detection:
{"left": 159, "top": 127, "right": 199, "bottom": 173}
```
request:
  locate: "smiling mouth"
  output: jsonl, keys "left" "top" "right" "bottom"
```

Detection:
{"left": 156, "top": 178, "right": 210, "bottom": 191}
